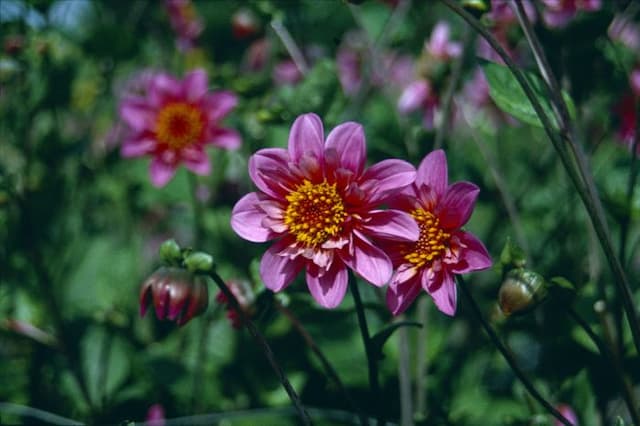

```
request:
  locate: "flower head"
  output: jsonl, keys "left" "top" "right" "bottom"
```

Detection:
{"left": 165, "top": 0, "right": 203, "bottom": 51}
{"left": 383, "top": 150, "right": 492, "bottom": 316}
{"left": 139, "top": 267, "right": 209, "bottom": 326}
{"left": 231, "top": 113, "right": 419, "bottom": 308}
{"left": 118, "top": 69, "right": 241, "bottom": 187}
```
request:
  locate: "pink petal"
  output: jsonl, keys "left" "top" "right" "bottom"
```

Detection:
{"left": 437, "top": 182, "right": 480, "bottom": 229}
{"left": 119, "top": 98, "right": 155, "bottom": 131}
{"left": 450, "top": 231, "right": 493, "bottom": 274}
{"left": 149, "top": 73, "right": 182, "bottom": 106}
{"left": 183, "top": 69, "right": 208, "bottom": 102}
{"left": 417, "top": 149, "right": 448, "bottom": 198}
{"left": 427, "top": 22, "right": 451, "bottom": 58}
{"left": 121, "top": 137, "right": 156, "bottom": 157}
{"left": 426, "top": 271, "right": 457, "bottom": 316}
{"left": 386, "top": 274, "right": 422, "bottom": 315}
{"left": 150, "top": 158, "right": 177, "bottom": 187}
{"left": 207, "top": 127, "right": 242, "bottom": 150}
{"left": 288, "top": 113, "right": 325, "bottom": 163}
{"left": 362, "top": 159, "right": 416, "bottom": 203}
{"left": 325, "top": 122, "right": 366, "bottom": 175}
{"left": 205, "top": 91, "right": 238, "bottom": 122}
{"left": 260, "top": 239, "right": 304, "bottom": 292}
{"left": 360, "top": 210, "right": 419, "bottom": 242}
{"left": 249, "top": 148, "right": 292, "bottom": 198}
{"left": 183, "top": 151, "right": 211, "bottom": 175}
{"left": 305, "top": 262, "right": 348, "bottom": 308}
{"left": 398, "top": 80, "right": 430, "bottom": 114}
{"left": 543, "top": 10, "right": 574, "bottom": 28}
{"left": 231, "top": 192, "right": 277, "bottom": 243}
{"left": 342, "top": 232, "right": 392, "bottom": 287}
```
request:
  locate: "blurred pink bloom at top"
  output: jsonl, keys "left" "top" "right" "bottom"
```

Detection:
{"left": 554, "top": 404, "right": 579, "bottom": 426}
{"left": 145, "top": 403, "right": 165, "bottom": 426}
{"left": 486, "top": 0, "right": 536, "bottom": 26}
{"left": 118, "top": 69, "right": 241, "bottom": 187}
{"left": 230, "top": 113, "right": 419, "bottom": 308}
{"left": 397, "top": 79, "right": 440, "bottom": 129}
{"left": 609, "top": 14, "right": 640, "bottom": 51}
{"left": 165, "top": 0, "right": 203, "bottom": 51}
{"left": 382, "top": 150, "right": 492, "bottom": 316}
{"left": 542, "top": 0, "right": 601, "bottom": 28}
{"left": 425, "top": 22, "right": 462, "bottom": 61}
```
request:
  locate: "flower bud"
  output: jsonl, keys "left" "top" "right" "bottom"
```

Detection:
{"left": 183, "top": 251, "right": 214, "bottom": 273}
{"left": 139, "top": 267, "right": 209, "bottom": 326}
{"left": 498, "top": 269, "right": 548, "bottom": 316}
{"left": 232, "top": 8, "right": 260, "bottom": 40}
{"left": 159, "top": 239, "right": 182, "bottom": 265}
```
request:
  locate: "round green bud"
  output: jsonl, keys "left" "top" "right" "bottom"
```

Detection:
{"left": 184, "top": 251, "right": 214, "bottom": 273}
{"left": 159, "top": 239, "right": 182, "bottom": 265}
{"left": 498, "top": 269, "right": 548, "bottom": 316}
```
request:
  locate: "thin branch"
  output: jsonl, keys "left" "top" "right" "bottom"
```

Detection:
{"left": 270, "top": 19, "right": 309, "bottom": 76}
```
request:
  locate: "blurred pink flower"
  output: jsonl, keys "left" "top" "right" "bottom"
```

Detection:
{"left": 118, "top": 69, "right": 241, "bottom": 187}
{"left": 609, "top": 14, "right": 640, "bottom": 51}
{"left": 397, "top": 79, "right": 440, "bottom": 129}
{"left": 230, "top": 113, "right": 419, "bottom": 308}
{"left": 165, "top": 0, "right": 203, "bottom": 51}
{"left": 631, "top": 68, "right": 640, "bottom": 97}
{"left": 273, "top": 59, "right": 303, "bottom": 86}
{"left": 215, "top": 279, "right": 254, "bottom": 329}
{"left": 145, "top": 404, "right": 165, "bottom": 426}
{"left": 542, "top": 0, "right": 601, "bottom": 28}
{"left": 425, "top": 22, "right": 462, "bottom": 61}
{"left": 615, "top": 93, "right": 638, "bottom": 155}
{"left": 554, "top": 404, "right": 579, "bottom": 426}
{"left": 382, "top": 150, "right": 492, "bottom": 316}
{"left": 486, "top": 0, "right": 536, "bottom": 26}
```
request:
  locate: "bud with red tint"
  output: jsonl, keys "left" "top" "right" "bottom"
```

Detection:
{"left": 232, "top": 8, "right": 259, "bottom": 40}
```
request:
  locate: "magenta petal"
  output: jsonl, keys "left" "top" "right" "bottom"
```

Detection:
{"left": 231, "top": 193, "right": 277, "bottom": 243}
{"left": 183, "top": 69, "right": 208, "bottom": 102}
{"left": 260, "top": 239, "right": 304, "bottom": 292}
{"left": 386, "top": 275, "right": 421, "bottom": 315}
{"left": 325, "top": 122, "right": 366, "bottom": 175}
{"left": 343, "top": 232, "right": 392, "bottom": 286}
{"left": 119, "top": 98, "right": 155, "bottom": 131}
{"left": 121, "top": 137, "right": 156, "bottom": 157}
{"left": 183, "top": 151, "right": 211, "bottom": 175}
{"left": 288, "top": 113, "right": 324, "bottom": 163}
{"left": 150, "top": 158, "right": 177, "bottom": 187}
{"left": 363, "top": 159, "right": 416, "bottom": 203}
{"left": 398, "top": 80, "right": 429, "bottom": 114}
{"left": 149, "top": 73, "right": 182, "bottom": 106}
{"left": 206, "top": 91, "right": 238, "bottom": 122}
{"left": 208, "top": 127, "right": 242, "bottom": 149}
{"left": 438, "top": 182, "right": 480, "bottom": 229}
{"left": 417, "top": 149, "right": 448, "bottom": 198}
{"left": 249, "top": 148, "right": 291, "bottom": 198}
{"left": 306, "top": 262, "right": 348, "bottom": 308}
{"left": 427, "top": 271, "right": 457, "bottom": 316}
{"left": 360, "top": 210, "right": 419, "bottom": 242}
{"left": 451, "top": 231, "right": 493, "bottom": 274}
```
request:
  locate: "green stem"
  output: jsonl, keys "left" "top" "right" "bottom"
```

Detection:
{"left": 349, "top": 275, "right": 382, "bottom": 426}
{"left": 188, "top": 174, "right": 203, "bottom": 249}
{"left": 207, "top": 271, "right": 312, "bottom": 426}
{"left": 440, "top": 0, "right": 640, "bottom": 356}
{"left": 456, "top": 276, "right": 573, "bottom": 426}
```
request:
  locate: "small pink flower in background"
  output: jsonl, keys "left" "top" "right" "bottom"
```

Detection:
{"left": 165, "top": 0, "right": 203, "bottom": 51}
{"left": 382, "top": 150, "right": 492, "bottom": 316}
{"left": 486, "top": 0, "right": 536, "bottom": 26}
{"left": 215, "top": 279, "right": 255, "bottom": 329}
{"left": 542, "top": 0, "right": 601, "bottom": 28}
{"left": 397, "top": 79, "right": 440, "bottom": 129}
{"left": 609, "top": 14, "right": 640, "bottom": 51}
{"left": 273, "top": 59, "right": 303, "bottom": 86}
{"left": 631, "top": 68, "right": 640, "bottom": 97}
{"left": 119, "top": 69, "right": 241, "bottom": 187}
{"left": 554, "top": 404, "right": 579, "bottom": 426}
{"left": 231, "top": 113, "right": 419, "bottom": 308}
{"left": 614, "top": 94, "right": 638, "bottom": 155}
{"left": 145, "top": 404, "right": 165, "bottom": 426}
{"left": 425, "top": 22, "right": 462, "bottom": 61}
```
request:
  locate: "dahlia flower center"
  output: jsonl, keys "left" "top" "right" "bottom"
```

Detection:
{"left": 155, "top": 102, "right": 204, "bottom": 149}
{"left": 284, "top": 179, "right": 347, "bottom": 247}
{"left": 404, "top": 209, "right": 450, "bottom": 268}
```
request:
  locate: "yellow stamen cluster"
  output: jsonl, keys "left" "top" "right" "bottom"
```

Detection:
{"left": 155, "top": 102, "right": 204, "bottom": 149}
{"left": 404, "top": 209, "right": 450, "bottom": 268}
{"left": 284, "top": 179, "right": 347, "bottom": 247}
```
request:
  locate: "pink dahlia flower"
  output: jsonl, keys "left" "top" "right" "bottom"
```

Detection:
{"left": 230, "top": 113, "right": 419, "bottom": 308}
{"left": 119, "top": 69, "right": 241, "bottom": 187}
{"left": 383, "top": 150, "right": 492, "bottom": 316}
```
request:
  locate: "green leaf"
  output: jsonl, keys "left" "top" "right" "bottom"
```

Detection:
{"left": 370, "top": 321, "right": 422, "bottom": 361}
{"left": 482, "top": 62, "right": 576, "bottom": 130}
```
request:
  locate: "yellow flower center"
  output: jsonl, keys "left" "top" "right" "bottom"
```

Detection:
{"left": 284, "top": 179, "right": 347, "bottom": 247}
{"left": 155, "top": 102, "right": 204, "bottom": 149}
{"left": 404, "top": 209, "right": 450, "bottom": 268}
